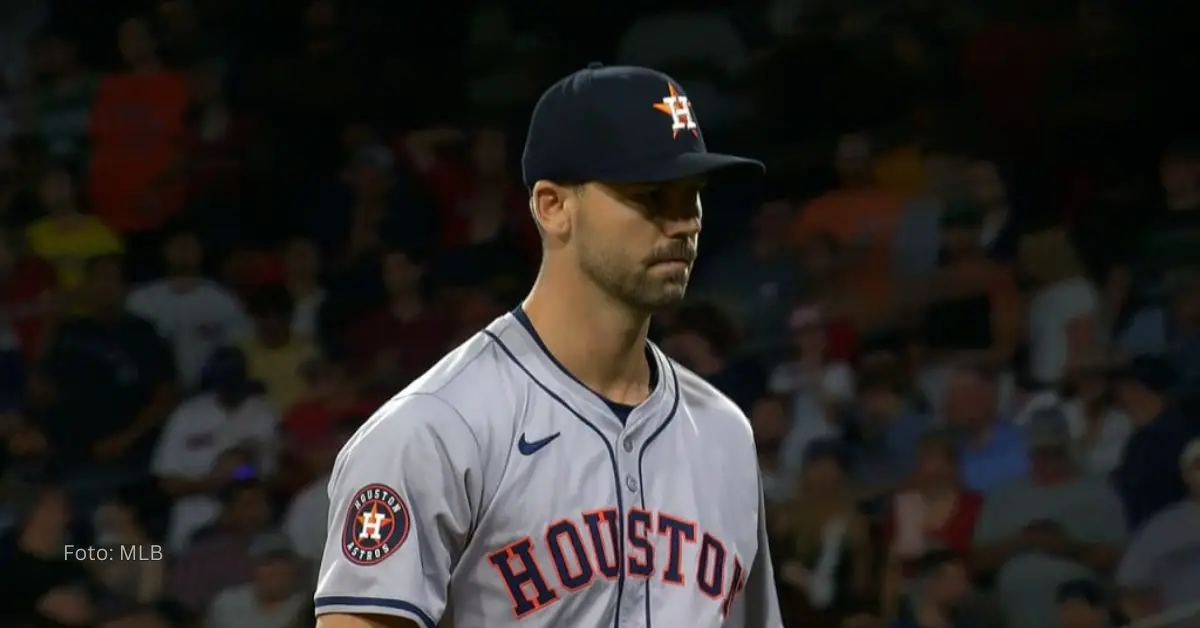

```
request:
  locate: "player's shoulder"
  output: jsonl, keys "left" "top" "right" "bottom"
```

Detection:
{"left": 661, "top": 350, "right": 755, "bottom": 440}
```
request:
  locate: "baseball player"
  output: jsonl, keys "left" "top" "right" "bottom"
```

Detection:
{"left": 315, "top": 63, "right": 783, "bottom": 628}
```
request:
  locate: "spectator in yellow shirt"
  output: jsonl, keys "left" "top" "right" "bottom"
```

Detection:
{"left": 26, "top": 164, "right": 122, "bottom": 292}
{"left": 241, "top": 284, "right": 317, "bottom": 411}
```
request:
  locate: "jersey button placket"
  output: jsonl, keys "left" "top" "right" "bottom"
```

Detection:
{"left": 623, "top": 437, "right": 634, "bottom": 452}
{"left": 625, "top": 475, "right": 639, "bottom": 493}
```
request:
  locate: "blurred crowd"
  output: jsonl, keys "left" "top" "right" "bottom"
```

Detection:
{"left": 1, "top": 0, "right": 1200, "bottom": 627}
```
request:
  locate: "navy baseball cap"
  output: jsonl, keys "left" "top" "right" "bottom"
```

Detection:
{"left": 521, "top": 63, "right": 764, "bottom": 187}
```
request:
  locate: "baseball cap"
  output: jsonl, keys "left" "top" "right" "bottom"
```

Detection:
{"left": 521, "top": 63, "right": 764, "bottom": 187}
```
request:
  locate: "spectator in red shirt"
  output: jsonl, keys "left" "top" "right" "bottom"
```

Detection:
{"left": 343, "top": 246, "right": 452, "bottom": 394}
{"left": 0, "top": 230, "right": 57, "bottom": 364}
{"left": 882, "top": 430, "right": 983, "bottom": 619}
{"left": 402, "top": 126, "right": 538, "bottom": 256}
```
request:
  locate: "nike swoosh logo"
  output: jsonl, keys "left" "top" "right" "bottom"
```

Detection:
{"left": 518, "top": 432, "right": 561, "bottom": 455}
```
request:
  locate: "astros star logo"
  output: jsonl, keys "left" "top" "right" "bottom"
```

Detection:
{"left": 653, "top": 83, "right": 699, "bottom": 138}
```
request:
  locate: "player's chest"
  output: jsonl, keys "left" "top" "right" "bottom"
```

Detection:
{"left": 467, "top": 407, "right": 759, "bottom": 622}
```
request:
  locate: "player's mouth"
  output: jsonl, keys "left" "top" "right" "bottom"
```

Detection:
{"left": 649, "top": 257, "right": 693, "bottom": 270}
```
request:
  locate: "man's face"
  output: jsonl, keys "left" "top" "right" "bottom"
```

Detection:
{"left": 834, "top": 133, "right": 872, "bottom": 181}
{"left": 382, "top": 251, "right": 421, "bottom": 295}
{"left": 750, "top": 398, "right": 788, "bottom": 446}
{"left": 226, "top": 488, "right": 270, "bottom": 531}
{"left": 38, "top": 170, "right": 74, "bottom": 210}
{"left": 929, "top": 562, "right": 972, "bottom": 605}
{"left": 87, "top": 261, "right": 127, "bottom": 310}
{"left": 284, "top": 238, "right": 320, "bottom": 280}
{"left": 570, "top": 178, "right": 703, "bottom": 310}
{"left": 164, "top": 234, "right": 202, "bottom": 273}
{"left": 1058, "top": 599, "right": 1106, "bottom": 628}
{"left": 118, "top": 18, "right": 156, "bottom": 66}
{"left": 254, "top": 557, "right": 297, "bottom": 598}
{"left": 943, "top": 372, "right": 994, "bottom": 429}
{"left": 965, "top": 160, "right": 1005, "bottom": 206}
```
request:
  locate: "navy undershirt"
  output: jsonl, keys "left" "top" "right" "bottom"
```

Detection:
{"left": 511, "top": 307, "right": 658, "bottom": 423}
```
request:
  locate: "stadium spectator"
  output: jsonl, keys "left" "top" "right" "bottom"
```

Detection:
{"left": 25, "top": 163, "right": 122, "bottom": 294}
{"left": 1055, "top": 579, "right": 1115, "bottom": 628}
{"left": 750, "top": 395, "right": 794, "bottom": 505}
{"left": 29, "top": 29, "right": 97, "bottom": 169}
{"left": 1115, "top": 437, "right": 1200, "bottom": 624}
{"left": 691, "top": 197, "right": 800, "bottom": 356}
{"left": 845, "top": 362, "right": 933, "bottom": 498}
{"left": 881, "top": 431, "right": 982, "bottom": 618}
{"left": 206, "top": 533, "right": 305, "bottom": 628}
{"left": 1112, "top": 355, "right": 1200, "bottom": 529}
{"left": 343, "top": 246, "right": 450, "bottom": 395}
{"left": 27, "top": 255, "right": 176, "bottom": 508}
{"left": 240, "top": 285, "right": 316, "bottom": 411}
{"left": 770, "top": 304, "right": 856, "bottom": 467}
{"left": 1013, "top": 350, "right": 1132, "bottom": 475}
{"left": 283, "top": 416, "right": 358, "bottom": 577}
{"left": 88, "top": 495, "right": 165, "bottom": 612}
{"left": 165, "top": 479, "right": 273, "bottom": 612}
{"left": 943, "top": 365, "right": 1028, "bottom": 493}
{"left": 663, "top": 302, "right": 765, "bottom": 411}
{"left": 889, "top": 550, "right": 976, "bottom": 628}
{"left": 973, "top": 407, "right": 1126, "bottom": 628}
{"left": 126, "top": 222, "right": 250, "bottom": 390}
{"left": 281, "top": 236, "right": 325, "bottom": 341}
{"left": 773, "top": 439, "right": 874, "bottom": 627}
{"left": 152, "top": 346, "right": 278, "bottom": 551}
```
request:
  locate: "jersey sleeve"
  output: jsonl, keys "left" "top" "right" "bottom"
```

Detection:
{"left": 314, "top": 392, "right": 481, "bottom": 628}
{"left": 725, "top": 476, "right": 784, "bottom": 628}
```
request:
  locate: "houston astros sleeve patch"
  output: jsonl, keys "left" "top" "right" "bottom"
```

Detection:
{"left": 342, "top": 483, "right": 411, "bottom": 565}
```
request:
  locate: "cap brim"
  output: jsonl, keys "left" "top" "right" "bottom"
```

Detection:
{"left": 596, "top": 151, "right": 764, "bottom": 183}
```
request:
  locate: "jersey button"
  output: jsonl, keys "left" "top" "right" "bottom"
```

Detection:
{"left": 623, "top": 437, "right": 634, "bottom": 452}
{"left": 625, "top": 476, "right": 639, "bottom": 492}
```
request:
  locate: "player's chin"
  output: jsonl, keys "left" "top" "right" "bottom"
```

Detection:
{"left": 639, "top": 280, "right": 689, "bottom": 308}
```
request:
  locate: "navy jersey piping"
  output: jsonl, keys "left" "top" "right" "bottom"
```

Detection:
{"left": 482, "top": 330, "right": 627, "bottom": 628}
{"left": 314, "top": 596, "right": 436, "bottom": 628}
{"left": 637, "top": 349, "right": 682, "bottom": 628}
{"left": 510, "top": 307, "right": 661, "bottom": 417}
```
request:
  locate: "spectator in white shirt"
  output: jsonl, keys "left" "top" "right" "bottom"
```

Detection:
{"left": 127, "top": 223, "right": 252, "bottom": 390}
{"left": 1018, "top": 227, "right": 1102, "bottom": 387}
{"left": 281, "top": 236, "right": 325, "bottom": 340}
{"left": 152, "top": 347, "right": 279, "bottom": 551}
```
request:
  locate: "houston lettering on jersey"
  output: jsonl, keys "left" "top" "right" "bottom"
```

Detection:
{"left": 485, "top": 508, "right": 747, "bottom": 620}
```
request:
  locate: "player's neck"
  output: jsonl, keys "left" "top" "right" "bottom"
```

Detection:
{"left": 523, "top": 274, "right": 652, "bottom": 399}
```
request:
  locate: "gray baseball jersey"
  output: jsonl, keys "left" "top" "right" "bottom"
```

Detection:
{"left": 314, "top": 311, "right": 782, "bottom": 628}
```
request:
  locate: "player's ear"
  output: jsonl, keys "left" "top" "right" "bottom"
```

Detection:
{"left": 529, "top": 180, "right": 574, "bottom": 239}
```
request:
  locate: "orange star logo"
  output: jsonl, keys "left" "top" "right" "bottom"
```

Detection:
{"left": 652, "top": 83, "right": 699, "bottom": 138}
